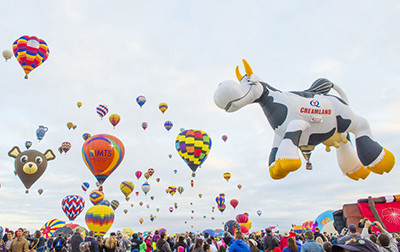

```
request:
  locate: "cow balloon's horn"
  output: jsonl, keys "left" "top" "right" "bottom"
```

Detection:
{"left": 235, "top": 66, "right": 243, "bottom": 81}
{"left": 242, "top": 59, "right": 253, "bottom": 76}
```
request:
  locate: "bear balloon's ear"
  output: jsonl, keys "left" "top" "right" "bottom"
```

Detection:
{"left": 44, "top": 149, "right": 56, "bottom": 161}
{"left": 8, "top": 146, "right": 21, "bottom": 158}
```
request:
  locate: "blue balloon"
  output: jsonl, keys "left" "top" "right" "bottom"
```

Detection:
{"left": 36, "top": 126, "right": 48, "bottom": 141}
{"left": 25, "top": 141, "right": 32, "bottom": 149}
{"left": 202, "top": 229, "right": 215, "bottom": 237}
{"left": 314, "top": 210, "right": 334, "bottom": 231}
{"left": 174, "top": 170, "right": 177, "bottom": 174}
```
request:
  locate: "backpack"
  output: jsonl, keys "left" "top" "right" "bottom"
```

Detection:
{"left": 55, "top": 239, "right": 63, "bottom": 248}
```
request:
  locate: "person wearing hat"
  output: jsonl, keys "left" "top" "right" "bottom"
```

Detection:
{"left": 331, "top": 236, "right": 379, "bottom": 252}
{"left": 337, "top": 224, "right": 361, "bottom": 245}
{"left": 262, "top": 229, "right": 280, "bottom": 252}
{"left": 280, "top": 232, "right": 290, "bottom": 251}
{"left": 361, "top": 220, "right": 398, "bottom": 252}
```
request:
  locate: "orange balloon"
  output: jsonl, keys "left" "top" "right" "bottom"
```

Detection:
{"left": 109, "top": 114, "right": 121, "bottom": 129}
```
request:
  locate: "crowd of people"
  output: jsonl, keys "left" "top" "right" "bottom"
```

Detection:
{"left": 1, "top": 218, "right": 400, "bottom": 252}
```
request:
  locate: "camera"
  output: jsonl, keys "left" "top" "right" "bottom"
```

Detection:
{"left": 371, "top": 222, "right": 376, "bottom": 226}
{"left": 358, "top": 218, "right": 368, "bottom": 228}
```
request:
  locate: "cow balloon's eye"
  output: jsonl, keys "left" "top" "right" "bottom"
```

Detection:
{"left": 20, "top": 155, "right": 28, "bottom": 164}
{"left": 35, "top": 156, "right": 43, "bottom": 164}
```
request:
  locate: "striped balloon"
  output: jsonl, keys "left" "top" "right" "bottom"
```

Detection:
{"left": 110, "top": 200, "right": 119, "bottom": 211}
{"left": 120, "top": 181, "right": 134, "bottom": 200}
{"left": 159, "top": 103, "right": 168, "bottom": 113}
{"left": 40, "top": 219, "right": 65, "bottom": 238}
{"left": 164, "top": 121, "right": 173, "bottom": 131}
{"left": 13, "top": 35, "right": 50, "bottom": 79}
{"left": 89, "top": 190, "right": 104, "bottom": 205}
{"left": 85, "top": 205, "right": 115, "bottom": 236}
{"left": 62, "top": 195, "right": 85, "bottom": 221}
{"left": 96, "top": 105, "right": 108, "bottom": 119}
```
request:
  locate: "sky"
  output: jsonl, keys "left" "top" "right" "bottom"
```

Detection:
{"left": 1, "top": 0, "right": 400, "bottom": 236}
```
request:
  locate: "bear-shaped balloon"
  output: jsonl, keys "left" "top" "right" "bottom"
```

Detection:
{"left": 8, "top": 146, "right": 55, "bottom": 192}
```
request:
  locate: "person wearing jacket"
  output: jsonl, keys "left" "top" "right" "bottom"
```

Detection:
{"left": 229, "top": 232, "right": 250, "bottom": 252}
{"left": 84, "top": 231, "right": 99, "bottom": 252}
{"left": 156, "top": 233, "right": 171, "bottom": 252}
{"left": 361, "top": 220, "right": 398, "bottom": 252}
{"left": 9, "top": 229, "right": 29, "bottom": 252}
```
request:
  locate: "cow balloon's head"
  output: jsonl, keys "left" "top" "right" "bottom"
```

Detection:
{"left": 214, "top": 59, "right": 264, "bottom": 112}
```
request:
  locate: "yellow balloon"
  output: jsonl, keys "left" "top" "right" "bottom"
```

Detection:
{"left": 242, "top": 221, "right": 252, "bottom": 230}
{"left": 122, "top": 228, "right": 133, "bottom": 238}
{"left": 85, "top": 205, "right": 114, "bottom": 236}
{"left": 120, "top": 181, "right": 134, "bottom": 198}
{"left": 77, "top": 102, "right": 82, "bottom": 108}
{"left": 67, "top": 122, "right": 73, "bottom": 129}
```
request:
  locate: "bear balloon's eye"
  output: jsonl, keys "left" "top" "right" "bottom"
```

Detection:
{"left": 20, "top": 155, "right": 28, "bottom": 164}
{"left": 35, "top": 156, "right": 43, "bottom": 164}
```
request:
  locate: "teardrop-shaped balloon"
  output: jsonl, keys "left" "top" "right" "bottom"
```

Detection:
{"left": 142, "top": 182, "right": 151, "bottom": 195}
{"left": 190, "top": 180, "right": 194, "bottom": 187}
{"left": 156, "top": 178, "right": 160, "bottom": 183}
{"left": 136, "top": 96, "right": 146, "bottom": 108}
{"left": 159, "top": 103, "right": 168, "bottom": 113}
{"left": 62, "top": 195, "right": 85, "bottom": 221}
{"left": 222, "top": 135, "right": 228, "bottom": 142}
{"left": 77, "top": 102, "right": 82, "bottom": 108}
{"left": 169, "top": 207, "right": 173, "bottom": 213}
{"left": 139, "top": 202, "right": 143, "bottom": 206}
{"left": 62, "top": 142, "right": 71, "bottom": 154}
{"left": 144, "top": 172, "right": 150, "bottom": 180}
{"left": 177, "top": 186, "right": 184, "bottom": 195}
{"left": 111, "top": 200, "right": 119, "bottom": 211}
{"left": 147, "top": 168, "right": 155, "bottom": 176}
{"left": 2, "top": 49, "right": 12, "bottom": 61}
{"left": 123, "top": 209, "right": 128, "bottom": 214}
{"left": 38, "top": 188, "right": 43, "bottom": 195}
{"left": 237, "top": 184, "right": 242, "bottom": 190}
{"left": 82, "top": 133, "right": 91, "bottom": 141}
{"left": 25, "top": 141, "right": 32, "bottom": 150}
{"left": 81, "top": 182, "right": 90, "bottom": 192}
{"left": 142, "top": 122, "right": 148, "bottom": 130}
{"left": 174, "top": 169, "right": 177, "bottom": 174}
{"left": 135, "top": 171, "right": 142, "bottom": 179}
{"left": 164, "top": 121, "right": 173, "bottom": 131}
{"left": 218, "top": 204, "right": 226, "bottom": 213}
{"left": 109, "top": 114, "right": 121, "bottom": 129}
{"left": 230, "top": 199, "right": 239, "bottom": 209}
{"left": 168, "top": 154, "right": 172, "bottom": 159}
{"left": 257, "top": 210, "right": 262, "bottom": 216}
{"left": 96, "top": 105, "right": 108, "bottom": 119}
{"left": 198, "top": 194, "right": 202, "bottom": 198}
{"left": 67, "top": 122, "right": 73, "bottom": 130}
{"left": 167, "top": 186, "right": 177, "bottom": 196}
{"left": 139, "top": 218, "right": 144, "bottom": 224}
{"left": 89, "top": 190, "right": 104, "bottom": 205}
{"left": 120, "top": 181, "right": 134, "bottom": 200}
{"left": 223, "top": 172, "right": 231, "bottom": 182}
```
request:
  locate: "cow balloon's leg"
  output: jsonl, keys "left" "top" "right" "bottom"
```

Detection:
{"left": 349, "top": 116, "right": 395, "bottom": 174}
{"left": 269, "top": 120, "right": 308, "bottom": 179}
{"left": 268, "top": 134, "right": 284, "bottom": 179}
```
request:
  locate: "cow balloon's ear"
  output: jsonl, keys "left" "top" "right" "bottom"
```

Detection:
{"left": 8, "top": 146, "right": 21, "bottom": 158}
{"left": 44, "top": 149, "right": 56, "bottom": 161}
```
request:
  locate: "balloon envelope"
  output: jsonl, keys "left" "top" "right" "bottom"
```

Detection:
{"left": 141, "top": 182, "right": 150, "bottom": 195}
{"left": 81, "top": 182, "right": 90, "bottom": 192}
{"left": 136, "top": 96, "right": 146, "bottom": 107}
{"left": 223, "top": 172, "right": 231, "bottom": 182}
{"left": 120, "top": 181, "right": 134, "bottom": 199}
{"left": 110, "top": 200, "right": 119, "bottom": 211}
{"left": 222, "top": 135, "right": 228, "bottom": 142}
{"left": 135, "top": 171, "right": 142, "bottom": 179}
{"left": 62, "top": 195, "right": 85, "bottom": 221}
{"left": 25, "top": 141, "right": 32, "bottom": 149}
{"left": 89, "top": 190, "right": 104, "bottom": 205}
{"left": 230, "top": 199, "right": 239, "bottom": 209}
{"left": 40, "top": 219, "right": 65, "bottom": 238}
{"left": 159, "top": 103, "right": 168, "bottom": 113}
{"left": 164, "top": 121, "right": 173, "bottom": 131}
{"left": 224, "top": 220, "right": 240, "bottom": 235}
{"left": 85, "top": 205, "right": 114, "bottom": 236}
{"left": 109, "top": 114, "right": 121, "bottom": 128}
{"left": 2, "top": 49, "right": 12, "bottom": 61}
{"left": 82, "top": 134, "right": 125, "bottom": 185}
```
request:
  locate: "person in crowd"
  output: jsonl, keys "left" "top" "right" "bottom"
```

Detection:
{"left": 130, "top": 233, "right": 142, "bottom": 252}
{"left": 337, "top": 224, "right": 360, "bottom": 245}
{"left": 5, "top": 231, "right": 15, "bottom": 251}
{"left": 173, "top": 235, "right": 187, "bottom": 252}
{"left": 115, "top": 231, "right": 130, "bottom": 252}
{"left": 361, "top": 219, "right": 398, "bottom": 252}
{"left": 143, "top": 236, "right": 151, "bottom": 252}
{"left": 0, "top": 240, "right": 7, "bottom": 252}
{"left": 229, "top": 232, "right": 250, "bottom": 252}
{"left": 248, "top": 238, "right": 260, "bottom": 252}
{"left": 46, "top": 235, "right": 54, "bottom": 252}
{"left": 29, "top": 231, "right": 46, "bottom": 252}
{"left": 70, "top": 229, "right": 83, "bottom": 252}
{"left": 205, "top": 238, "right": 217, "bottom": 252}
{"left": 313, "top": 228, "right": 326, "bottom": 242}
{"left": 222, "top": 233, "right": 233, "bottom": 249}
{"left": 84, "top": 231, "right": 99, "bottom": 252}
{"left": 105, "top": 233, "right": 118, "bottom": 252}
{"left": 9, "top": 228, "right": 29, "bottom": 252}
{"left": 52, "top": 233, "right": 65, "bottom": 252}
{"left": 156, "top": 232, "right": 171, "bottom": 252}
{"left": 217, "top": 245, "right": 226, "bottom": 252}
{"left": 97, "top": 236, "right": 104, "bottom": 252}
{"left": 316, "top": 237, "right": 324, "bottom": 245}
{"left": 301, "top": 231, "right": 323, "bottom": 252}
{"left": 280, "top": 232, "right": 290, "bottom": 251}
{"left": 283, "top": 237, "right": 301, "bottom": 252}
{"left": 262, "top": 228, "right": 280, "bottom": 252}
{"left": 322, "top": 242, "right": 332, "bottom": 252}
{"left": 203, "top": 244, "right": 211, "bottom": 252}
{"left": 166, "top": 237, "right": 174, "bottom": 250}
{"left": 189, "top": 239, "right": 204, "bottom": 252}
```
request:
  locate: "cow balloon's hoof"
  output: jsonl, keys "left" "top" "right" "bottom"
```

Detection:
{"left": 367, "top": 148, "right": 395, "bottom": 174}
{"left": 269, "top": 163, "right": 289, "bottom": 180}
{"left": 346, "top": 165, "right": 371, "bottom": 181}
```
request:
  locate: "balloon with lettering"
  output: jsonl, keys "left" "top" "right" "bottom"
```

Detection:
{"left": 85, "top": 205, "right": 114, "bottom": 236}
{"left": 89, "top": 190, "right": 104, "bottom": 205}
{"left": 136, "top": 96, "right": 146, "bottom": 108}
{"left": 164, "top": 121, "right": 173, "bottom": 131}
{"left": 313, "top": 210, "right": 334, "bottom": 232}
{"left": 135, "top": 171, "right": 142, "bottom": 180}
{"left": 159, "top": 103, "right": 168, "bottom": 113}
{"left": 175, "top": 129, "right": 212, "bottom": 176}
{"left": 120, "top": 181, "right": 134, "bottom": 200}
{"left": 223, "top": 173, "right": 231, "bottom": 182}
{"left": 82, "top": 134, "right": 125, "bottom": 186}
{"left": 96, "top": 105, "right": 108, "bottom": 120}
{"left": 109, "top": 114, "right": 121, "bottom": 129}
{"left": 230, "top": 199, "right": 239, "bottom": 209}
{"left": 110, "top": 200, "right": 119, "bottom": 211}
{"left": 81, "top": 182, "right": 90, "bottom": 192}
{"left": 62, "top": 195, "right": 85, "bottom": 221}
{"left": 13, "top": 35, "right": 50, "bottom": 79}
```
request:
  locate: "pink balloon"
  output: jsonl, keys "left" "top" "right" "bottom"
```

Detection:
{"left": 135, "top": 171, "right": 142, "bottom": 179}
{"left": 222, "top": 135, "right": 228, "bottom": 142}
{"left": 142, "top": 122, "right": 148, "bottom": 130}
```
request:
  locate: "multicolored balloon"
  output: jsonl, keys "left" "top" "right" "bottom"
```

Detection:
{"left": 85, "top": 205, "right": 115, "bottom": 236}
{"left": 144, "top": 172, "right": 150, "bottom": 180}
{"left": 36, "top": 125, "right": 48, "bottom": 141}
{"left": 135, "top": 171, "right": 142, "bottom": 179}
{"left": 164, "top": 121, "right": 173, "bottom": 131}
{"left": 141, "top": 182, "right": 150, "bottom": 195}
{"left": 89, "top": 190, "right": 104, "bottom": 205}
{"left": 99, "top": 199, "right": 110, "bottom": 207}
{"left": 222, "top": 135, "right": 228, "bottom": 142}
{"left": 215, "top": 194, "right": 225, "bottom": 206}
{"left": 148, "top": 168, "right": 155, "bottom": 176}
{"left": 82, "top": 134, "right": 125, "bottom": 186}
{"left": 123, "top": 209, "right": 128, "bottom": 214}
{"left": 62, "top": 142, "right": 71, "bottom": 154}
{"left": 169, "top": 207, "right": 173, "bottom": 213}
{"left": 167, "top": 186, "right": 177, "bottom": 196}
{"left": 96, "top": 105, "right": 108, "bottom": 119}
{"left": 40, "top": 219, "right": 65, "bottom": 239}
{"left": 175, "top": 129, "right": 212, "bottom": 175}
{"left": 62, "top": 195, "right": 85, "bottom": 221}
{"left": 223, "top": 172, "right": 231, "bottom": 182}
{"left": 156, "top": 178, "right": 160, "bottom": 183}
{"left": 58, "top": 147, "right": 63, "bottom": 154}
{"left": 110, "top": 200, "right": 119, "bottom": 211}
{"left": 13, "top": 35, "right": 50, "bottom": 79}
{"left": 218, "top": 204, "right": 226, "bottom": 213}
{"left": 237, "top": 184, "right": 242, "bottom": 190}
{"left": 177, "top": 186, "right": 184, "bottom": 195}
{"left": 82, "top": 133, "right": 91, "bottom": 141}
{"left": 136, "top": 96, "right": 146, "bottom": 108}
{"left": 81, "top": 182, "right": 90, "bottom": 192}
{"left": 224, "top": 220, "right": 240, "bottom": 235}
{"left": 67, "top": 122, "right": 73, "bottom": 130}
{"left": 139, "top": 218, "right": 144, "bottom": 224}
{"left": 109, "top": 114, "right": 120, "bottom": 129}
{"left": 190, "top": 180, "right": 194, "bottom": 187}
{"left": 142, "top": 122, "right": 148, "bottom": 130}
{"left": 120, "top": 181, "right": 134, "bottom": 200}
{"left": 25, "top": 141, "right": 32, "bottom": 150}
{"left": 159, "top": 103, "right": 168, "bottom": 113}
{"left": 38, "top": 188, "right": 43, "bottom": 195}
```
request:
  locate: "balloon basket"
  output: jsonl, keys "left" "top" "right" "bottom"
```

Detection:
{"left": 25, "top": 190, "right": 29, "bottom": 194}
{"left": 192, "top": 172, "right": 196, "bottom": 177}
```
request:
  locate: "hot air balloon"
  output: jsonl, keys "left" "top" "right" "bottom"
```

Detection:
{"left": 218, "top": 204, "right": 226, "bottom": 213}
{"left": 58, "top": 147, "right": 63, "bottom": 154}
{"left": 8, "top": 147, "right": 55, "bottom": 192}
{"left": 167, "top": 186, "right": 177, "bottom": 196}
{"left": 156, "top": 178, "right": 160, "bottom": 183}
{"left": 156, "top": 208, "right": 160, "bottom": 212}
{"left": 237, "top": 184, "right": 242, "bottom": 190}
{"left": 109, "top": 114, "right": 120, "bottom": 129}
{"left": 144, "top": 172, "right": 150, "bottom": 180}
{"left": 150, "top": 215, "right": 155, "bottom": 222}
{"left": 25, "top": 141, "right": 32, "bottom": 150}
{"left": 85, "top": 205, "right": 114, "bottom": 236}
{"left": 177, "top": 186, "right": 184, "bottom": 195}
{"left": 257, "top": 210, "right": 262, "bottom": 216}
{"left": 168, "top": 154, "right": 172, "bottom": 159}
{"left": 72, "top": 125, "right": 77, "bottom": 130}
{"left": 62, "top": 142, "right": 71, "bottom": 154}
{"left": 135, "top": 191, "right": 139, "bottom": 196}
{"left": 2, "top": 49, "right": 12, "bottom": 61}
{"left": 223, "top": 173, "right": 231, "bottom": 182}
{"left": 169, "top": 207, "right": 173, "bottom": 213}
{"left": 40, "top": 219, "right": 65, "bottom": 239}
{"left": 136, "top": 96, "right": 146, "bottom": 108}
{"left": 67, "top": 122, "right": 73, "bottom": 130}
{"left": 89, "top": 190, "right": 104, "bottom": 205}
{"left": 147, "top": 168, "right": 155, "bottom": 176}
{"left": 215, "top": 195, "right": 225, "bottom": 206}
{"left": 13, "top": 35, "right": 50, "bottom": 79}
{"left": 82, "top": 134, "right": 125, "bottom": 186}
{"left": 82, "top": 133, "right": 91, "bottom": 141}
{"left": 77, "top": 102, "right": 82, "bottom": 108}
{"left": 96, "top": 105, "right": 108, "bottom": 119}
{"left": 81, "top": 182, "right": 90, "bottom": 192}
{"left": 139, "top": 202, "right": 143, "bottom": 206}
{"left": 99, "top": 199, "right": 110, "bottom": 207}
{"left": 62, "top": 195, "right": 85, "bottom": 221}
{"left": 36, "top": 126, "right": 48, "bottom": 141}
{"left": 164, "top": 121, "right": 173, "bottom": 131}
{"left": 174, "top": 169, "right": 177, "bottom": 174}
{"left": 190, "top": 180, "right": 194, "bottom": 187}
{"left": 120, "top": 181, "right": 134, "bottom": 201}
{"left": 135, "top": 171, "right": 142, "bottom": 179}
{"left": 123, "top": 209, "right": 128, "bottom": 214}
{"left": 175, "top": 129, "right": 212, "bottom": 176}
{"left": 139, "top": 218, "right": 144, "bottom": 224}
{"left": 159, "top": 103, "right": 168, "bottom": 113}
{"left": 230, "top": 199, "right": 239, "bottom": 209}
{"left": 111, "top": 200, "right": 119, "bottom": 211}
{"left": 130, "top": 204, "right": 134, "bottom": 207}
{"left": 142, "top": 182, "right": 150, "bottom": 195}
{"left": 224, "top": 220, "right": 240, "bottom": 235}
{"left": 222, "top": 135, "right": 228, "bottom": 142}
{"left": 198, "top": 194, "right": 202, "bottom": 198}
{"left": 142, "top": 122, "right": 148, "bottom": 130}
{"left": 38, "top": 188, "right": 43, "bottom": 195}
{"left": 146, "top": 204, "right": 150, "bottom": 208}
{"left": 150, "top": 196, "right": 154, "bottom": 200}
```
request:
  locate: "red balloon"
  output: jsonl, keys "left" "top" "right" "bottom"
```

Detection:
{"left": 240, "top": 225, "right": 249, "bottom": 234}
{"left": 236, "top": 213, "right": 248, "bottom": 223}
{"left": 230, "top": 199, "right": 239, "bottom": 209}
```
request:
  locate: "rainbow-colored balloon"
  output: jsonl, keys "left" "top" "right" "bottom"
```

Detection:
{"left": 110, "top": 200, "right": 119, "bottom": 211}
{"left": 167, "top": 186, "right": 177, "bottom": 196}
{"left": 82, "top": 134, "right": 125, "bottom": 185}
{"left": 159, "top": 103, "right": 168, "bottom": 114}
{"left": 89, "top": 190, "right": 104, "bottom": 205}
{"left": 164, "top": 121, "right": 173, "bottom": 131}
{"left": 120, "top": 181, "right": 134, "bottom": 200}
{"left": 13, "top": 35, "right": 50, "bottom": 79}
{"left": 40, "top": 219, "right": 65, "bottom": 238}
{"left": 85, "top": 205, "right": 115, "bottom": 236}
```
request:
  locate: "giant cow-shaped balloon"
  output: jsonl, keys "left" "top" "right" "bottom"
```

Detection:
{"left": 214, "top": 59, "right": 395, "bottom": 180}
